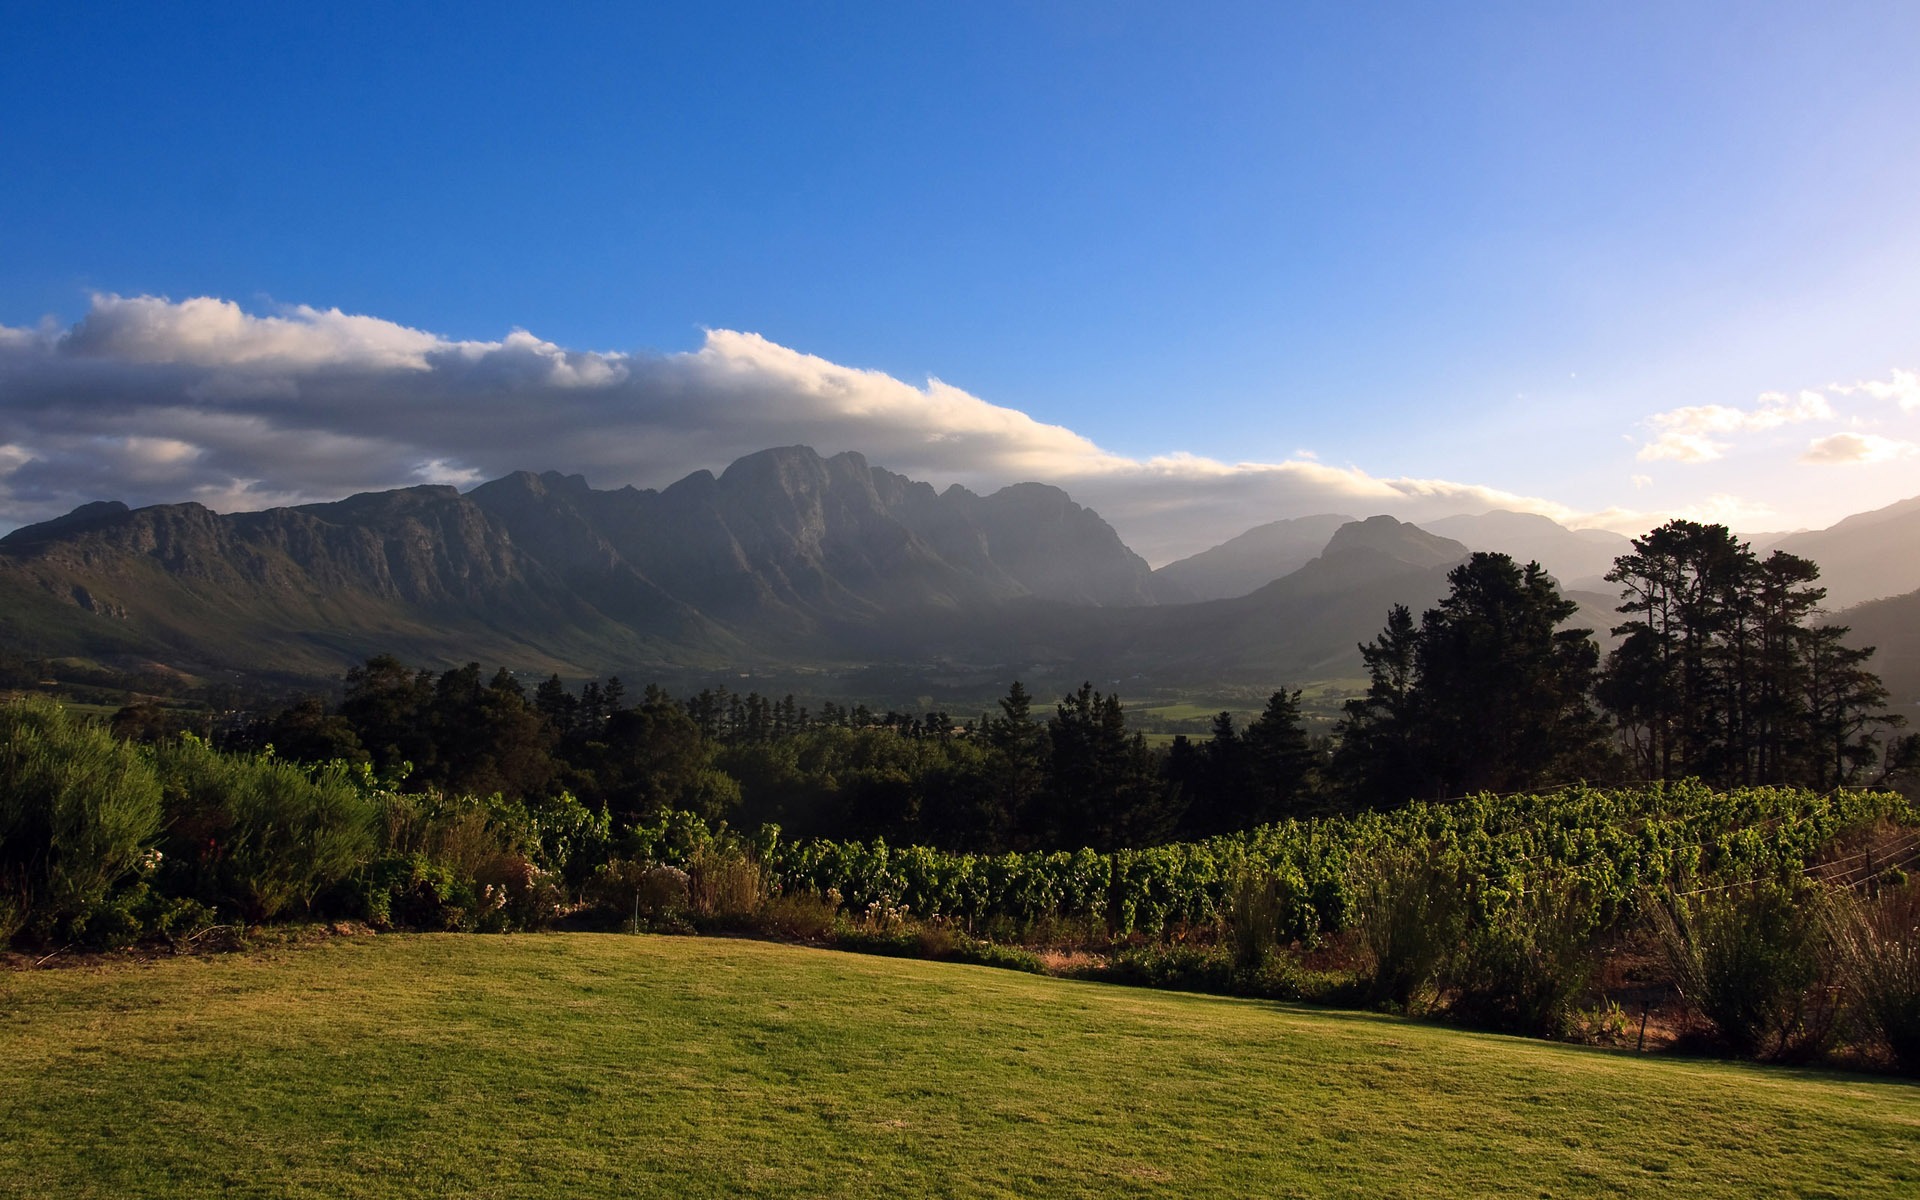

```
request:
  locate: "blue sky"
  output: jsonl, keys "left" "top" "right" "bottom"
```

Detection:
{"left": 3, "top": 2, "right": 1920, "bottom": 556}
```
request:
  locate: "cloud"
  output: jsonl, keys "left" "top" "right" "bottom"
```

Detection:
{"left": 1637, "top": 389, "right": 1834, "bottom": 463}
{"left": 0, "top": 293, "right": 1616, "bottom": 563}
{"left": 1831, "top": 366, "right": 1920, "bottom": 412}
{"left": 1800, "top": 431, "right": 1918, "bottom": 465}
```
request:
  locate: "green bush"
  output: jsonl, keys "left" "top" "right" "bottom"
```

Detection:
{"left": 0, "top": 697, "right": 163, "bottom": 944}
{"left": 1445, "top": 884, "right": 1599, "bottom": 1037}
{"left": 1105, "top": 943, "right": 1238, "bottom": 994}
{"left": 153, "top": 738, "right": 377, "bottom": 922}
{"left": 687, "top": 842, "right": 766, "bottom": 924}
{"left": 1352, "top": 843, "right": 1464, "bottom": 1010}
{"left": 1650, "top": 880, "right": 1839, "bottom": 1062}
{"left": 1226, "top": 868, "right": 1284, "bottom": 976}
{"left": 1826, "top": 881, "right": 1920, "bottom": 1073}
{"left": 362, "top": 854, "right": 475, "bottom": 931}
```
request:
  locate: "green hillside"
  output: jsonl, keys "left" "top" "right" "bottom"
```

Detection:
{"left": 5, "top": 934, "right": 1918, "bottom": 1198}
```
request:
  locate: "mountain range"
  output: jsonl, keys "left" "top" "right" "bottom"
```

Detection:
{"left": 3, "top": 444, "right": 1916, "bottom": 705}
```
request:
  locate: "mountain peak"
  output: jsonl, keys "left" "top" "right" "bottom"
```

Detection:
{"left": 0, "top": 499, "right": 132, "bottom": 548}
{"left": 1149, "top": 512, "right": 1356, "bottom": 601}
{"left": 1324, "top": 515, "right": 1467, "bottom": 568}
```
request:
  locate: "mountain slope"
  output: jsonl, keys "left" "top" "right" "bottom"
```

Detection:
{"left": 1048, "top": 516, "right": 1473, "bottom": 685}
{"left": 1834, "top": 588, "right": 1920, "bottom": 713}
{"left": 1422, "top": 511, "right": 1631, "bottom": 586}
{"left": 1772, "top": 494, "right": 1920, "bottom": 608}
{"left": 0, "top": 446, "right": 1162, "bottom": 677}
{"left": 1150, "top": 514, "right": 1355, "bottom": 601}
{"left": 0, "top": 486, "right": 700, "bottom": 676}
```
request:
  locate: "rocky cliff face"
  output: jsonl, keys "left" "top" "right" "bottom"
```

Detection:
{"left": 0, "top": 445, "right": 1163, "bottom": 675}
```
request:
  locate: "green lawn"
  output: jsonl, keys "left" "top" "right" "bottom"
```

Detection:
{"left": 4, "top": 934, "right": 1917, "bottom": 1198}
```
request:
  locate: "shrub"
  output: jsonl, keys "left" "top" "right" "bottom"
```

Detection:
{"left": 761, "top": 888, "right": 839, "bottom": 940}
{"left": 1352, "top": 842, "right": 1464, "bottom": 1010}
{"left": 0, "top": 697, "right": 163, "bottom": 944}
{"left": 1825, "top": 880, "right": 1920, "bottom": 1072}
{"left": 588, "top": 859, "right": 690, "bottom": 929}
{"left": 944, "top": 933, "right": 1045, "bottom": 974}
{"left": 1105, "top": 943, "right": 1238, "bottom": 994}
{"left": 1445, "top": 883, "right": 1600, "bottom": 1037}
{"left": 472, "top": 852, "right": 564, "bottom": 932}
{"left": 1226, "top": 868, "right": 1283, "bottom": 977}
{"left": 153, "top": 739, "right": 377, "bottom": 922}
{"left": 362, "top": 854, "right": 475, "bottom": 931}
{"left": 1649, "top": 880, "right": 1840, "bottom": 1062}
{"left": 687, "top": 843, "right": 765, "bottom": 923}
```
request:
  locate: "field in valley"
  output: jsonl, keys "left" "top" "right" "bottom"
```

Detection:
{"left": 4, "top": 933, "right": 1918, "bottom": 1199}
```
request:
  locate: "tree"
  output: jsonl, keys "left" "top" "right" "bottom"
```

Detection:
{"left": 982, "top": 681, "right": 1047, "bottom": 847}
{"left": 1333, "top": 604, "right": 1421, "bottom": 805}
{"left": 1041, "top": 683, "right": 1172, "bottom": 849}
{"left": 1413, "top": 554, "right": 1608, "bottom": 796}
{"left": 1799, "top": 626, "right": 1901, "bottom": 789}
{"left": 1597, "top": 521, "right": 1901, "bottom": 788}
{"left": 1241, "top": 688, "right": 1320, "bottom": 821}
{"left": 1335, "top": 555, "right": 1609, "bottom": 805}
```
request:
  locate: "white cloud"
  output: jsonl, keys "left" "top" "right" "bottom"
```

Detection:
{"left": 59, "top": 294, "right": 450, "bottom": 370}
{"left": 1678, "top": 493, "right": 1778, "bottom": 528}
{"left": 0, "top": 293, "right": 1629, "bottom": 562}
{"left": 1800, "top": 431, "right": 1918, "bottom": 465}
{"left": 1832, "top": 366, "right": 1920, "bottom": 412}
{"left": 1637, "top": 389, "right": 1834, "bottom": 463}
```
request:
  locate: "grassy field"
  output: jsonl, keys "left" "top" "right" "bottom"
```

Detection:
{"left": 4, "top": 935, "right": 1918, "bottom": 1198}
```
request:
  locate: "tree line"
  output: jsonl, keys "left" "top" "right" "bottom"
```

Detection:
{"left": 1332, "top": 521, "right": 1910, "bottom": 806}
{"left": 164, "top": 519, "right": 1910, "bottom": 855}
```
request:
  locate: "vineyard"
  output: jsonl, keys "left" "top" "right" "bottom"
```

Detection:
{"left": 631, "top": 782, "right": 1918, "bottom": 943}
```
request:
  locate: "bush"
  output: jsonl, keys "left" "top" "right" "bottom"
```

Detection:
{"left": 1445, "top": 885, "right": 1599, "bottom": 1037}
{"left": 589, "top": 859, "right": 692, "bottom": 929}
{"left": 153, "top": 738, "right": 377, "bottom": 922}
{"left": 361, "top": 854, "right": 475, "bottom": 931}
{"left": 1649, "top": 880, "right": 1840, "bottom": 1062}
{"left": 0, "top": 697, "right": 163, "bottom": 944}
{"left": 761, "top": 888, "right": 839, "bottom": 940}
{"left": 1826, "top": 880, "right": 1920, "bottom": 1072}
{"left": 470, "top": 852, "right": 564, "bottom": 932}
{"left": 1226, "top": 868, "right": 1284, "bottom": 976}
{"left": 1105, "top": 943, "right": 1238, "bottom": 994}
{"left": 687, "top": 843, "right": 765, "bottom": 924}
{"left": 1352, "top": 843, "right": 1464, "bottom": 1010}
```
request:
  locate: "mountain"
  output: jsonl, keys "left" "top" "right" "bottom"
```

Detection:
{"left": 1770, "top": 494, "right": 1920, "bottom": 609}
{"left": 1150, "top": 514, "right": 1355, "bottom": 601}
{"left": 0, "top": 483, "right": 713, "bottom": 678}
{"left": 1834, "top": 588, "right": 1920, "bottom": 714}
{"left": 0, "top": 446, "right": 1160, "bottom": 678}
{"left": 1040, "top": 516, "right": 1473, "bottom": 685}
{"left": 1421, "top": 510, "right": 1631, "bottom": 587}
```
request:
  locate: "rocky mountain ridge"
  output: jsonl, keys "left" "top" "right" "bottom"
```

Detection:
{"left": 4, "top": 447, "right": 1913, "bottom": 699}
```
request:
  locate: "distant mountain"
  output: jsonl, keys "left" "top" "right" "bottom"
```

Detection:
{"left": 29, "top": 450, "right": 1895, "bottom": 697}
{"left": 1150, "top": 513, "right": 1355, "bottom": 601}
{"left": 1770, "top": 494, "right": 1920, "bottom": 610}
{"left": 1050, "top": 516, "right": 1473, "bottom": 685}
{"left": 0, "top": 446, "right": 1161, "bottom": 677}
{"left": 1834, "top": 588, "right": 1920, "bottom": 714}
{"left": 0, "top": 482, "right": 720, "bottom": 678}
{"left": 1422, "top": 510, "right": 1631, "bottom": 587}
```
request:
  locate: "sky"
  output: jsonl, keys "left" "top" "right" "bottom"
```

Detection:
{"left": 3, "top": 2, "right": 1919, "bottom": 563}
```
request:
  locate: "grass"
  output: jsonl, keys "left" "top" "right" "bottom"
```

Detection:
{"left": 4, "top": 934, "right": 1919, "bottom": 1198}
